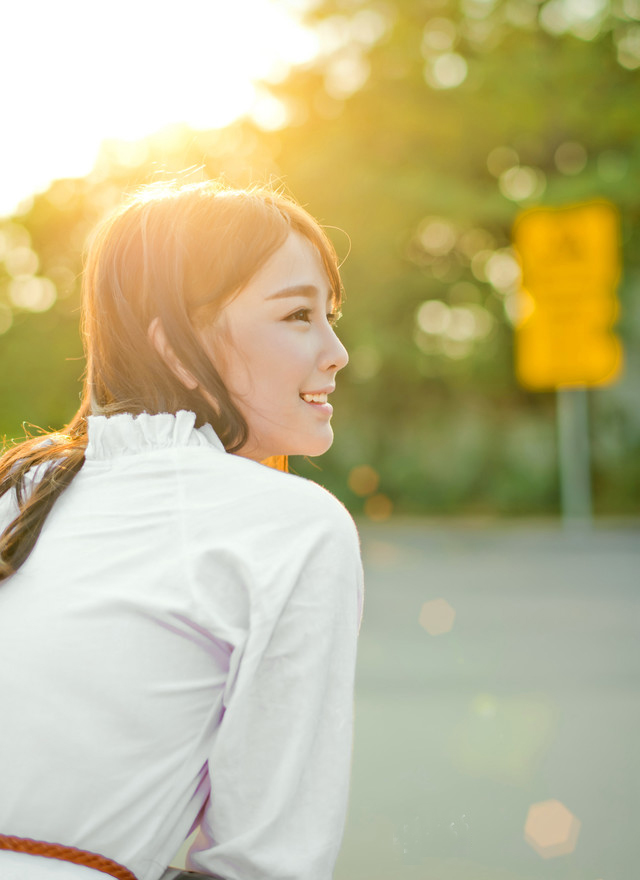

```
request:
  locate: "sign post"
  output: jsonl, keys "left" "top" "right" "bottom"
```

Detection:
{"left": 512, "top": 200, "right": 622, "bottom": 528}
{"left": 556, "top": 387, "right": 592, "bottom": 524}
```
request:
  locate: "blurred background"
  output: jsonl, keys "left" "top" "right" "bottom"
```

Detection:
{"left": 1, "top": 1, "right": 638, "bottom": 878}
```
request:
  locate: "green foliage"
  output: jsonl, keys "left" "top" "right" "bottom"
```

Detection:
{"left": 1, "top": 0, "right": 639, "bottom": 515}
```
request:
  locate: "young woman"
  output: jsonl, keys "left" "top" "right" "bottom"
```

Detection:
{"left": 0, "top": 181, "right": 364, "bottom": 880}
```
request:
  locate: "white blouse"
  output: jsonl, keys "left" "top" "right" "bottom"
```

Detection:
{"left": 0, "top": 411, "right": 364, "bottom": 880}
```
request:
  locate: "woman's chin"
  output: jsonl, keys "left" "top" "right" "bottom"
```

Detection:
{"left": 290, "top": 427, "right": 334, "bottom": 458}
{"left": 237, "top": 425, "right": 334, "bottom": 462}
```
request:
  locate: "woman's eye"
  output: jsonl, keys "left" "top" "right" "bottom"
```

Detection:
{"left": 287, "top": 308, "right": 312, "bottom": 323}
{"left": 285, "top": 308, "right": 342, "bottom": 326}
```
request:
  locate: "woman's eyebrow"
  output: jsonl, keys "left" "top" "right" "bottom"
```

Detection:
{"left": 266, "top": 285, "right": 318, "bottom": 300}
{"left": 267, "top": 285, "right": 335, "bottom": 311}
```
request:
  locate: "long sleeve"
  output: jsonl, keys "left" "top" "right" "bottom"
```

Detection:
{"left": 186, "top": 495, "right": 364, "bottom": 880}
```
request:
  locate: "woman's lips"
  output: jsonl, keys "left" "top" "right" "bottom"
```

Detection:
{"left": 300, "top": 396, "right": 333, "bottom": 415}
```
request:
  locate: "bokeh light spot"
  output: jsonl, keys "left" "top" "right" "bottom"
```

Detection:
{"left": 464, "top": 17, "right": 502, "bottom": 49}
{"left": 486, "top": 249, "right": 521, "bottom": 292}
{"left": 540, "top": 0, "right": 607, "bottom": 38}
{"left": 504, "top": 289, "right": 536, "bottom": 327}
{"left": 417, "top": 299, "right": 450, "bottom": 334}
{"left": 0, "top": 223, "right": 31, "bottom": 252}
{"left": 325, "top": 52, "right": 371, "bottom": 99}
{"left": 539, "top": 0, "right": 570, "bottom": 36}
{"left": 4, "top": 246, "right": 40, "bottom": 278}
{"left": 499, "top": 166, "right": 546, "bottom": 201}
{"left": 426, "top": 53, "right": 468, "bottom": 89}
{"left": 470, "top": 248, "right": 495, "bottom": 281}
{"left": 422, "top": 18, "right": 458, "bottom": 54}
{"left": 348, "top": 464, "right": 380, "bottom": 497}
{"left": 467, "top": 304, "right": 495, "bottom": 338}
{"left": 46, "top": 180, "right": 80, "bottom": 210}
{"left": 463, "top": 0, "right": 497, "bottom": 21}
{"left": 554, "top": 141, "right": 588, "bottom": 174}
{"left": 565, "top": 0, "right": 607, "bottom": 22}
{"left": 251, "top": 92, "right": 291, "bottom": 131}
{"left": 419, "top": 598, "right": 456, "bottom": 635}
{"left": 524, "top": 799, "right": 581, "bottom": 858}
{"left": 364, "top": 493, "right": 393, "bottom": 522}
{"left": 8, "top": 276, "right": 57, "bottom": 313}
{"left": 316, "top": 15, "right": 353, "bottom": 55}
{"left": 446, "top": 307, "right": 477, "bottom": 341}
{"left": 417, "top": 218, "right": 457, "bottom": 255}
{"left": 616, "top": 25, "right": 640, "bottom": 68}
{"left": 351, "top": 9, "right": 391, "bottom": 45}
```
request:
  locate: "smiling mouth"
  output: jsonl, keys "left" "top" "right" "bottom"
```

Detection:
{"left": 300, "top": 392, "right": 328, "bottom": 404}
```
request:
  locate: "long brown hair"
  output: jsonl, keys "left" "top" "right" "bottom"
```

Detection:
{"left": 0, "top": 180, "right": 343, "bottom": 581}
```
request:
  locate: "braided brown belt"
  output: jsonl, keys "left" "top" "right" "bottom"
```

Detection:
{"left": 0, "top": 834, "right": 138, "bottom": 880}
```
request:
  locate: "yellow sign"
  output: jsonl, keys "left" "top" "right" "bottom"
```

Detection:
{"left": 512, "top": 200, "right": 623, "bottom": 390}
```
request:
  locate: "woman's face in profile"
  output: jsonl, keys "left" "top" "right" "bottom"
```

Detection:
{"left": 202, "top": 231, "right": 349, "bottom": 461}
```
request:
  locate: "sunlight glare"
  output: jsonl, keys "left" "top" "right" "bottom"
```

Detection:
{"left": 1, "top": 0, "right": 319, "bottom": 216}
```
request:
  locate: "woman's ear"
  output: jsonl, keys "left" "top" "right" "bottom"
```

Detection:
{"left": 148, "top": 317, "right": 199, "bottom": 391}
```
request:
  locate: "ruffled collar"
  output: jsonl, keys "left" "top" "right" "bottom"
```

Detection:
{"left": 84, "top": 410, "right": 226, "bottom": 460}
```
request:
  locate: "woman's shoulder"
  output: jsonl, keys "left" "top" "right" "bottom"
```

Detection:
{"left": 228, "top": 454, "right": 356, "bottom": 528}
{"left": 184, "top": 450, "right": 359, "bottom": 552}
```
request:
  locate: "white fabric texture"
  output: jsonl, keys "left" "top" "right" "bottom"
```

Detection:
{"left": 0, "top": 851, "right": 107, "bottom": 879}
{"left": 0, "top": 411, "right": 364, "bottom": 880}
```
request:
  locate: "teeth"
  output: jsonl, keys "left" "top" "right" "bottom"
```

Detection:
{"left": 301, "top": 393, "right": 328, "bottom": 404}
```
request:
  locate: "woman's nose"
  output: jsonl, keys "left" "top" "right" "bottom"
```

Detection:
{"left": 321, "top": 326, "right": 349, "bottom": 372}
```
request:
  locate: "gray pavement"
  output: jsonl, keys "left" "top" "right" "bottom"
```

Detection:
{"left": 335, "top": 518, "right": 640, "bottom": 880}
